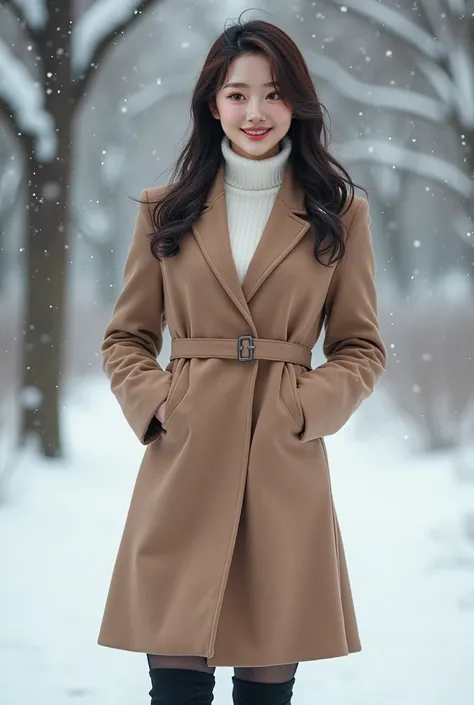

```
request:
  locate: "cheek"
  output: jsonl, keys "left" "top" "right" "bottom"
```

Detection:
{"left": 271, "top": 104, "right": 292, "bottom": 125}
{"left": 218, "top": 101, "right": 242, "bottom": 125}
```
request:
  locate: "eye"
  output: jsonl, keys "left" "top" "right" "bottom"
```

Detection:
{"left": 227, "top": 91, "right": 282, "bottom": 101}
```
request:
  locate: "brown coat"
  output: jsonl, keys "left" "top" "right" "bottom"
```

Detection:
{"left": 97, "top": 161, "right": 387, "bottom": 667}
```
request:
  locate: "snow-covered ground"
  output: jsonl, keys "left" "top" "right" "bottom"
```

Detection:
{"left": 1, "top": 378, "right": 473, "bottom": 705}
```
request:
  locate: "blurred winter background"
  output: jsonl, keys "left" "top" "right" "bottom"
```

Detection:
{"left": 0, "top": 0, "right": 473, "bottom": 703}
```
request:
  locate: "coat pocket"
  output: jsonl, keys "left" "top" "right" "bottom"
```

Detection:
{"left": 162, "top": 357, "right": 190, "bottom": 429}
{"left": 280, "top": 363, "right": 305, "bottom": 432}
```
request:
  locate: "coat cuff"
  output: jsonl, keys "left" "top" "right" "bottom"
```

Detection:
{"left": 295, "top": 359, "right": 383, "bottom": 443}
{"left": 122, "top": 371, "right": 172, "bottom": 445}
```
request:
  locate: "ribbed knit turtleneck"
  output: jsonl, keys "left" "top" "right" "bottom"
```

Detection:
{"left": 221, "top": 133, "right": 292, "bottom": 190}
{"left": 220, "top": 133, "right": 292, "bottom": 283}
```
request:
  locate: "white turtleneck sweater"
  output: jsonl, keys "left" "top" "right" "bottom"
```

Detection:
{"left": 220, "top": 134, "right": 292, "bottom": 284}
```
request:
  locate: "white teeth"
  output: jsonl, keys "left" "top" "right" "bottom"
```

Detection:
{"left": 244, "top": 129, "right": 270, "bottom": 135}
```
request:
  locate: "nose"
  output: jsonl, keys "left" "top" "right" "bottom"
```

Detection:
{"left": 246, "top": 98, "right": 266, "bottom": 122}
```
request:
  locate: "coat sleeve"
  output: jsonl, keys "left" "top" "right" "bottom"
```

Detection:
{"left": 100, "top": 187, "right": 172, "bottom": 444}
{"left": 296, "top": 197, "right": 387, "bottom": 442}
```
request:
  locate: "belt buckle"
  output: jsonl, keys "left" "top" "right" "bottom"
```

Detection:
{"left": 237, "top": 335, "right": 255, "bottom": 361}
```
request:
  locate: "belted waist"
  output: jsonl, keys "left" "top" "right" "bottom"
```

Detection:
{"left": 170, "top": 336, "right": 312, "bottom": 368}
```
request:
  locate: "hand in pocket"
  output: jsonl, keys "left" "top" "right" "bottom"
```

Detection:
{"left": 155, "top": 400, "right": 167, "bottom": 424}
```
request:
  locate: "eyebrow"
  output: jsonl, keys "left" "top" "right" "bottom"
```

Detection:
{"left": 223, "top": 81, "right": 277, "bottom": 89}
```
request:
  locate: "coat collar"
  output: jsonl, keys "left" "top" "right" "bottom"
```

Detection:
{"left": 192, "top": 160, "right": 311, "bottom": 334}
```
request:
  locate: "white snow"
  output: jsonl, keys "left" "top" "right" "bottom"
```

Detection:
{"left": 72, "top": 0, "right": 149, "bottom": 77}
{"left": 0, "top": 39, "right": 56, "bottom": 162}
{"left": 11, "top": 0, "right": 48, "bottom": 30}
{"left": 1, "top": 377, "right": 473, "bottom": 704}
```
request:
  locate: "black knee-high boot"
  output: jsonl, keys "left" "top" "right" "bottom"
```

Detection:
{"left": 148, "top": 667, "right": 216, "bottom": 705}
{"left": 232, "top": 675, "right": 296, "bottom": 705}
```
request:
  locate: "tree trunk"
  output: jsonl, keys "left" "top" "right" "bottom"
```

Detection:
{"left": 19, "top": 127, "right": 72, "bottom": 457}
{"left": 18, "top": 0, "right": 73, "bottom": 457}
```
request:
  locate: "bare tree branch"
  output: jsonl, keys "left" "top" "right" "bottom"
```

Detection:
{"left": 418, "top": 0, "right": 474, "bottom": 128}
{"left": 0, "top": 161, "right": 22, "bottom": 214}
{"left": 446, "top": 0, "right": 470, "bottom": 14}
{"left": 0, "top": 95, "right": 19, "bottom": 139}
{"left": 338, "top": 139, "right": 473, "bottom": 199}
{"left": 2, "top": 0, "right": 47, "bottom": 89}
{"left": 72, "top": 0, "right": 158, "bottom": 105}
{"left": 325, "top": 0, "right": 445, "bottom": 60}
{"left": 419, "top": 0, "right": 456, "bottom": 51}
{"left": 0, "top": 38, "right": 56, "bottom": 160}
{"left": 326, "top": 0, "right": 473, "bottom": 128}
{"left": 3, "top": 0, "right": 30, "bottom": 32}
{"left": 125, "top": 71, "right": 192, "bottom": 117}
{"left": 0, "top": 95, "right": 34, "bottom": 158}
{"left": 449, "top": 40, "right": 474, "bottom": 128}
{"left": 416, "top": 58, "right": 456, "bottom": 105}
{"left": 3, "top": 0, "right": 47, "bottom": 37}
{"left": 306, "top": 49, "right": 447, "bottom": 124}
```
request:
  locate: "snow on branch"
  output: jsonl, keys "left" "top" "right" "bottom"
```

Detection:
{"left": 10, "top": 0, "right": 48, "bottom": 31}
{"left": 446, "top": 0, "right": 468, "bottom": 14}
{"left": 72, "top": 0, "right": 154, "bottom": 78}
{"left": 306, "top": 49, "right": 447, "bottom": 124}
{"left": 325, "top": 0, "right": 445, "bottom": 60}
{"left": 0, "top": 39, "right": 56, "bottom": 161}
{"left": 416, "top": 58, "right": 456, "bottom": 106}
{"left": 419, "top": 0, "right": 456, "bottom": 52}
{"left": 338, "top": 139, "right": 473, "bottom": 199}
{"left": 124, "top": 72, "right": 192, "bottom": 117}
{"left": 450, "top": 43, "right": 474, "bottom": 128}
{"left": 417, "top": 1, "right": 474, "bottom": 127}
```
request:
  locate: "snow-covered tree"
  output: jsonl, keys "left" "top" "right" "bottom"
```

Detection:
{"left": 307, "top": 0, "right": 474, "bottom": 286}
{"left": 0, "top": 0, "right": 157, "bottom": 457}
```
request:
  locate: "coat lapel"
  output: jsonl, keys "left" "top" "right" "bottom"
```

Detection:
{"left": 192, "top": 158, "right": 311, "bottom": 330}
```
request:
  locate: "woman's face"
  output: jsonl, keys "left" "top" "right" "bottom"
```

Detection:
{"left": 210, "top": 53, "right": 292, "bottom": 160}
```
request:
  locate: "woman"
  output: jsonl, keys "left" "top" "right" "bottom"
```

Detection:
{"left": 97, "top": 15, "right": 387, "bottom": 705}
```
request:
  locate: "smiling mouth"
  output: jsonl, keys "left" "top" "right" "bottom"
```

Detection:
{"left": 241, "top": 128, "right": 273, "bottom": 135}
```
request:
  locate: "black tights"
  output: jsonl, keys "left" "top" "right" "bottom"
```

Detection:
{"left": 146, "top": 653, "right": 298, "bottom": 683}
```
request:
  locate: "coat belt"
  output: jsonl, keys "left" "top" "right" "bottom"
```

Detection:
{"left": 170, "top": 336, "right": 312, "bottom": 368}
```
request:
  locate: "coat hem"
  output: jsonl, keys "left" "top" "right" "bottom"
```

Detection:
{"left": 97, "top": 638, "right": 362, "bottom": 667}
{"left": 206, "top": 644, "right": 362, "bottom": 667}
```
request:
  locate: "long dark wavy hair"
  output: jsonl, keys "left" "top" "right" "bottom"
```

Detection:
{"left": 146, "top": 15, "right": 368, "bottom": 267}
